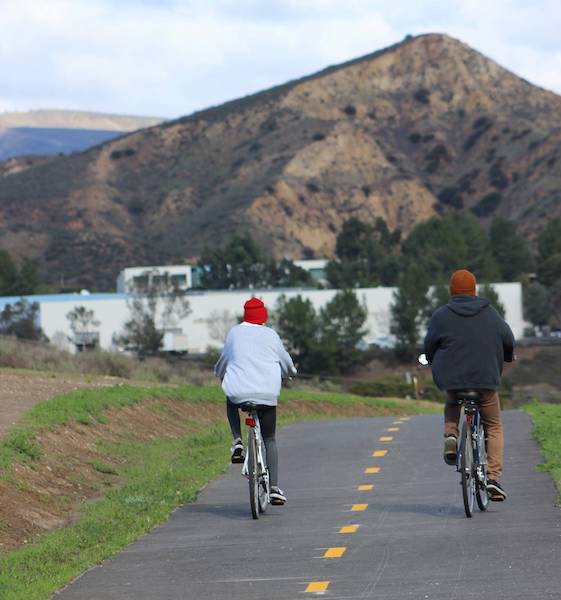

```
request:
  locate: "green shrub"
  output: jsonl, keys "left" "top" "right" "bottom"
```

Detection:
{"left": 413, "top": 88, "right": 430, "bottom": 104}
{"left": 89, "top": 459, "right": 118, "bottom": 475}
{"left": 472, "top": 192, "right": 502, "bottom": 217}
{"left": 5, "top": 430, "right": 42, "bottom": 461}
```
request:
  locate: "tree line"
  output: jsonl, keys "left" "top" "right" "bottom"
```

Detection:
{"left": 0, "top": 250, "right": 40, "bottom": 297}
{"left": 196, "top": 212, "right": 532, "bottom": 290}
{"left": 1, "top": 211, "right": 557, "bottom": 372}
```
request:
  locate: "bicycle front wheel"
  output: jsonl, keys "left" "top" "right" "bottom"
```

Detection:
{"left": 247, "top": 429, "right": 259, "bottom": 520}
{"left": 460, "top": 421, "right": 475, "bottom": 518}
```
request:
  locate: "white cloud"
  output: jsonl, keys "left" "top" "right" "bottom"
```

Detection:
{"left": 0, "top": 0, "right": 560, "bottom": 118}
{"left": 403, "top": 0, "right": 561, "bottom": 94}
{"left": 0, "top": 99, "right": 21, "bottom": 113}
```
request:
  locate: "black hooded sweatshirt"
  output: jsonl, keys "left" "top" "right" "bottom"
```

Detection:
{"left": 424, "top": 295, "right": 515, "bottom": 391}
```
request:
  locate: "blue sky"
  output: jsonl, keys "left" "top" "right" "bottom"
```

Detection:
{"left": 1, "top": 0, "right": 561, "bottom": 118}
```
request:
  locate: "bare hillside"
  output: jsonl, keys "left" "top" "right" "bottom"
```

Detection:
{"left": 0, "top": 34, "right": 560, "bottom": 289}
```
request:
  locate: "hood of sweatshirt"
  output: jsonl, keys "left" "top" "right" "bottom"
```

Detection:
{"left": 446, "top": 295, "right": 490, "bottom": 317}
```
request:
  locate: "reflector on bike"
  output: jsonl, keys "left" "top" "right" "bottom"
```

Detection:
{"left": 245, "top": 417, "right": 256, "bottom": 427}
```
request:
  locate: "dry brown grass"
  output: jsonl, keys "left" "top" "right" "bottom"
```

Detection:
{"left": 0, "top": 335, "right": 214, "bottom": 385}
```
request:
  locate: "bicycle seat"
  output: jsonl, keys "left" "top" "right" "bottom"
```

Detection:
{"left": 453, "top": 391, "right": 482, "bottom": 404}
{"left": 239, "top": 401, "right": 258, "bottom": 413}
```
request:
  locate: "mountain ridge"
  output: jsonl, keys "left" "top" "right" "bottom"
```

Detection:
{"left": 1, "top": 33, "right": 560, "bottom": 290}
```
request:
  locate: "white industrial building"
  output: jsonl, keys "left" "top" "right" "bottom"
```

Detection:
{"left": 116, "top": 265, "right": 201, "bottom": 293}
{"left": 0, "top": 282, "right": 527, "bottom": 354}
{"left": 293, "top": 260, "right": 328, "bottom": 286}
{"left": 115, "top": 261, "right": 327, "bottom": 294}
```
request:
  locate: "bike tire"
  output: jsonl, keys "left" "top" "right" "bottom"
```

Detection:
{"left": 257, "top": 435, "right": 269, "bottom": 514}
{"left": 476, "top": 425, "right": 489, "bottom": 511}
{"left": 247, "top": 429, "right": 259, "bottom": 520}
{"left": 460, "top": 421, "right": 475, "bottom": 518}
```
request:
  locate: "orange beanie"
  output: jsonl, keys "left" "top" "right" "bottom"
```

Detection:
{"left": 449, "top": 269, "right": 476, "bottom": 296}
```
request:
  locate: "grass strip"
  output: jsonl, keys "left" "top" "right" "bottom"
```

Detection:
{"left": 0, "top": 422, "right": 232, "bottom": 600}
{"left": 0, "top": 383, "right": 438, "bottom": 471}
{"left": 0, "top": 382, "right": 440, "bottom": 599}
{"left": 523, "top": 401, "right": 561, "bottom": 498}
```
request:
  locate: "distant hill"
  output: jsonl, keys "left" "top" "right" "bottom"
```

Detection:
{"left": 0, "top": 109, "right": 163, "bottom": 131}
{"left": 0, "top": 110, "right": 164, "bottom": 160}
{"left": 0, "top": 127, "right": 126, "bottom": 161}
{"left": 0, "top": 34, "right": 560, "bottom": 290}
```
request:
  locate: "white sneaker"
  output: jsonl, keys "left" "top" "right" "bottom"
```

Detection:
{"left": 230, "top": 439, "right": 244, "bottom": 464}
{"left": 444, "top": 435, "right": 457, "bottom": 466}
{"left": 270, "top": 486, "right": 287, "bottom": 505}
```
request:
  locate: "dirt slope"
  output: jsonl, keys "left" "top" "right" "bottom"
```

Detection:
{"left": 0, "top": 370, "right": 118, "bottom": 438}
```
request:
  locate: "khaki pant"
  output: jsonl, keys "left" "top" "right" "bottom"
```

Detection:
{"left": 445, "top": 390, "right": 504, "bottom": 480}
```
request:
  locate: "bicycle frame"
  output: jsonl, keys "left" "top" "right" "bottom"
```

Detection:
{"left": 241, "top": 411, "right": 266, "bottom": 478}
{"left": 416, "top": 355, "right": 491, "bottom": 517}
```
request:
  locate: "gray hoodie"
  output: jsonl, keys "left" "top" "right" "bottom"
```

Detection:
{"left": 215, "top": 322, "right": 296, "bottom": 406}
{"left": 424, "top": 295, "right": 515, "bottom": 391}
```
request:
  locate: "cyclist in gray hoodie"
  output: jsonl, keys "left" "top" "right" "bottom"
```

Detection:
{"left": 424, "top": 269, "right": 515, "bottom": 501}
{"left": 215, "top": 297, "right": 296, "bottom": 505}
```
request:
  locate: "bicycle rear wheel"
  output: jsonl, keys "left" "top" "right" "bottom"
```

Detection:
{"left": 247, "top": 429, "right": 259, "bottom": 519}
{"left": 475, "top": 424, "right": 489, "bottom": 511}
{"left": 460, "top": 421, "right": 475, "bottom": 518}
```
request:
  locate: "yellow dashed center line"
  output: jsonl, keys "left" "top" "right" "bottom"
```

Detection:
{"left": 324, "top": 546, "right": 347, "bottom": 558}
{"left": 305, "top": 581, "right": 330, "bottom": 593}
{"left": 339, "top": 524, "right": 359, "bottom": 533}
{"left": 308, "top": 419, "right": 406, "bottom": 595}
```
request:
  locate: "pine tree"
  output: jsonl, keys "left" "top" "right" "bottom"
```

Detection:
{"left": 390, "top": 264, "right": 431, "bottom": 359}
{"left": 489, "top": 218, "right": 533, "bottom": 281}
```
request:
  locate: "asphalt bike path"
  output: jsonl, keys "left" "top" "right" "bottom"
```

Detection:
{"left": 55, "top": 411, "right": 561, "bottom": 599}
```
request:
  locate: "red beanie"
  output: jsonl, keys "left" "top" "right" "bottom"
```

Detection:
{"left": 449, "top": 269, "right": 477, "bottom": 296}
{"left": 243, "top": 297, "right": 267, "bottom": 324}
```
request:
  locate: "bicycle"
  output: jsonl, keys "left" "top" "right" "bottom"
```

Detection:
{"left": 239, "top": 402, "right": 270, "bottom": 519}
{"left": 418, "top": 354, "right": 489, "bottom": 518}
{"left": 453, "top": 390, "right": 490, "bottom": 518}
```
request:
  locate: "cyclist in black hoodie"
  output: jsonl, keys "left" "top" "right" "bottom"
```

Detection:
{"left": 424, "top": 269, "right": 515, "bottom": 501}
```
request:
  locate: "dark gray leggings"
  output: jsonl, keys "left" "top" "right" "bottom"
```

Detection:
{"left": 226, "top": 399, "right": 279, "bottom": 487}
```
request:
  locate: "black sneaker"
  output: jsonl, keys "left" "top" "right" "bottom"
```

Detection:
{"left": 270, "top": 486, "right": 287, "bottom": 505}
{"left": 230, "top": 439, "right": 244, "bottom": 464}
{"left": 486, "top": 479, "right": 507, "bottom": 501}
{"left": 443, "top": 434, "right": 457, "bottom": 466}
